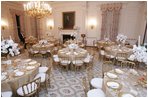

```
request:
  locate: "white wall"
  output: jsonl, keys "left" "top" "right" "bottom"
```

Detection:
{"left": 1, "top": 1, "right": 36, "bottom": 42}
{"left": 1, "top": 1, "right": 146, "bottom": 45}
{"left": 39, "top": 1, "right": 146, "bottom": 46}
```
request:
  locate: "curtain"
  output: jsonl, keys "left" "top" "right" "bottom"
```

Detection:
{"left": 10, "top": 9, "right": 25, "bottom": 42}
{"left": 100, "top": 3, "right": 122, "bottom": 41}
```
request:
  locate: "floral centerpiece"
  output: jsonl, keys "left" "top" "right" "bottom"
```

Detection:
{"left": 39, "top": 40, "right": 48, "bottom": 45}
{"left": 116, "top": 34, "right": 127, "bottom": 45}
{"left": 128, "top": 45, "right": 147, "bottom": 64}
{"left": 68, "top": 43, "right": 79, "bottom": 49}
{"left": 1, "top": 39, "right": 20, "bottom": 56}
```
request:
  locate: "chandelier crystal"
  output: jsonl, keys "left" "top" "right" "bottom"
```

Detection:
{"left": 24, "top": 1, "right": 52, "bottom": 19}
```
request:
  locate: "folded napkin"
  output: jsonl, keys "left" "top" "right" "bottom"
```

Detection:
{"left": 15, "top": 71, "right": 24, "bottom": 76}
{"left": 74, "top": 52, "right": 78, "bottom": 55}
{"left": 14, "top": 69, "right": 19, "bottom": 72}
{"left": 14, "top": 59, "right": 21, "bottom": 62}
{"left": 130, "top": 89, "right": 138, "bottom": 96}
{"left": 24, "top": 59, "right": 32, "bottom": 62}
{"left": 129, "top": 69, "right": 138, "bottom": 76}
{"left": 106, "top": 72, "right": 117, "bottom": 79}
{"left": 29, "top": 61, "right": 37, "bottom": 65}
{"left": 1, "top": 75, "right": 7, "bottom": 80}
{"left": 115, "top": 69, "right": 124, "bottom": 74}
{"left": 7, "top": 60, "right": 12, "bottom": 65}
{"left": 26, "top": 66, "right": 35, "bottom": 70}
{"left": 121, "top": 93, "right": 134, "bottom": 97}
{"left": 60, "top": 51, "right": 66, "bottom": 53}
{"left": 66, "top": 52, "right": 71, "bottom": 55}
{"left": 2, "top": 72, "right": 7, "bottom": 75}
{"left": 107, "top": 81, "right": 119, "bottom": 89}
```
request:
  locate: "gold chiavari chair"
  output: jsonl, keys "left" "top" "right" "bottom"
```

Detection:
{"left": 82, "top": 77, "right": 89, "bottom": 97}
{"left": 115, "top": 52, "right": 128, "bottom": 66}
{"left": 60, "top": 57, "right": 71, "bottom": 73}
{"left": 1, "top": 83, "right": 13, "bottom": 97}
{"left": 86, "top": 66, "right": 94, "bottom": 89}
{"left": 46, "top": 67, "right": 52, "bottom": 87}
{"left": 121, "top": 60, "right": 136, "bottom": 68}
{"left": 16, "top": 77, "right": 41, "bottom": 97}
{"left": 102, "top": 61, "right": 113, "bottom": 78}
{"left": 72, "top": 57, "right": 84, "bottom": 73}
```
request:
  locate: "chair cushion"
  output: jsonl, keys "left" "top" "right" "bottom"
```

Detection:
{"left": 87, "top": 89, "right": 105, "bottom": 97}
{"left": 54, "top": 57, "right": 60, "bottom": 62}
{"left": 72, "top": 60, "right": 83, "bottom": 65}
{"left": 84, "top": 58, "right": 90, "bottom": 63}
{"left": 39, "top": 67, "right": 48, "bottom": 73}
{"left": 105, "top": 55, "right": 115, "bottom": 59}
{"left": 116, "top": 57, "right": 126, "bottom": 60}
{"left": 61, "top": 60, "right": 71, "bottom": 65}
{"left": 17, "top": 82, "right": 37, "bottom": 96}
{"left": 100, "top": 50, "right": 105, "bottom": 55}
{"left": 47, "top": 50, "right": 50, "bottom": 52}
{"left": 34, "top": 73, "right": 46, "bottom": 83}
{"left": 1, "top": 91, "right": 12, "bottom": 97}
{"left": 40, "top": 51, "right": 47, "bottom": 54}
{"left": 91, "top": 78, "right": 103, "bottom": 89}
{"left": 53, "top": 55, "right": 58, "bottom": 58}
{"left": 33, "top": 51, "right": 39, "bottom": 54}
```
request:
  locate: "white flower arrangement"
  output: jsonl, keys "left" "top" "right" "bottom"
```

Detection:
{"left": 116, "top": 34, "right": 127, "bottom": 44}
{"left": 39, "top": 40, "right": 48, "bottom": 45}
{"left": 128, "top": 45, "right": 147, "bottom": 64}
{"left": 68, "top": 43, "right": 79, "bottom": 49}
{"left": 1, "top": 39, "right": 20, "bottom": 56}
{"left": 71, "top": 32, "right": 77, "bottom": 37}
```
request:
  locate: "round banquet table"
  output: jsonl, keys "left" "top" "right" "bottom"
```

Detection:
{"left": 32, "top": 43, "right": 54, "bottom": 51}
{"left": 1, "top": 59, "right": 40, "bottom": 95}
{"left": 105, "top": 45, "right": 133, "bottom": 56}
{"left": 103, "top": 68, "right": 147, "bottom": 97}
{"left": 58, "top": 47, "right": 88, "bottom": 60}
{"left": 63, "top": 40, "right": 85, "bottom": 48}
{"left": 97, "top": 40, "right": 115, "bottom": 47}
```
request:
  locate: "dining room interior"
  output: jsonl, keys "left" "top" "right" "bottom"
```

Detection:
{"left": 1, "top": 1, "right": 147, "bottom": 97}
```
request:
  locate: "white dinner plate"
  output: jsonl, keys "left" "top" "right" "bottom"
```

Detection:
{"left": 107, "top": 81, "right": 120, "bottom": 89}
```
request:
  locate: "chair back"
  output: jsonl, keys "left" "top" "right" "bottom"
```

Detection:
{"left": 22, "top": 77, "right": 41, "bottom": 97}
{"left": 86, "top": 66, "right": 93, "bottom": 82}
{"left": 73, "top": 56, "right": 83, "bottom": 65}
{"left": 102, "top": 61, "right": 113, "bottom": 78}
{"left": 60, "top": 57, "right": 70, "bottom": 65}
{"left": 82, "top": 77, "right": 89, "bottom": 97}
{"left": 116, "top": 52, "right": 128, "bottom": 59}
{"left": 46, "top": 67, "right": 51, "bottom": 77}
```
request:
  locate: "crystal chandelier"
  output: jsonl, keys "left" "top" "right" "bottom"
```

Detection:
{"left": 24, "top": 1, "right": 52, "bottom": 19}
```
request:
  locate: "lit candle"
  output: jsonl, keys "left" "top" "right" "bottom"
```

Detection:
{"left": 2, "top": 36, "right": 3, "bottom": 40}
{"left": 138, "top": 35, "right": 141, "bottom": 47}
{"left": 9, "top": 36, "right": 12, "bottom": 39}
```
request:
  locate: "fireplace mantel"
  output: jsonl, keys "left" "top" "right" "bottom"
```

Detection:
{"left": 59, "top": 30, "right": 78, "bottom": 43}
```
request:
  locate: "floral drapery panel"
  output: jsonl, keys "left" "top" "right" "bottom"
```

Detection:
{"left": 100, "top": 3, "right": 122, "bottom": 41}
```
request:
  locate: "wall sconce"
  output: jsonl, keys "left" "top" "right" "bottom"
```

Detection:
{"left": 88, "top": 19, "right": 97, "bottom": 29}
{"left": 47, "top": 20, "right": 54, "bottom": 30}
{"left": 1, "top": 20, "right": 7, "bottom": 30}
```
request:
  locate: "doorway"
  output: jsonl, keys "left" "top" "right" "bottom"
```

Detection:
{"left": 15, "top": 15, "right": 25, "bottom": 43}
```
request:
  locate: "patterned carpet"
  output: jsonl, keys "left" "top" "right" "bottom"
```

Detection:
{"left": 8, "top": 47, "right": 146, "bottom": 97}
